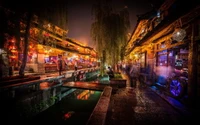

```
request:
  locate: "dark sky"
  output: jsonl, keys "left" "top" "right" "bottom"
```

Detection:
{"left": 1, "top": 0, "right": 161, "bottom": 48}
{"left": 67, "top": 0, "right": 160, "bottom": 48}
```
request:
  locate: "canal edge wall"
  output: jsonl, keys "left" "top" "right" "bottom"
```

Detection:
{"left": 87, "top": 86, "right": 112, "bottom": 125}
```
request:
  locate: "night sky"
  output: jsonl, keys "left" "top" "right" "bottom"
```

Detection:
{"left": 67, "top": 0, "right": 161, "bottom": 48}
{"left": 1, "top": 0, "right": 162, "bottom": 48}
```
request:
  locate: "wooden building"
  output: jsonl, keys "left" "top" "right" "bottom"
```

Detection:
{"left": 125, "top": 0, "right": 200, "bottom": 104}
{"left": 0, "top": 8, "right": 97, "bottom": 76}
{"left": 26, "top": 15, "right": 97, "bottom": 73}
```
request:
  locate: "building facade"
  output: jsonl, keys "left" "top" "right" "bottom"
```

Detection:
{"left": 125, "top": 0, "right": 200, "bottom": 103}
{"left": 0, "top": 7, "right": 97, "bottom": 77}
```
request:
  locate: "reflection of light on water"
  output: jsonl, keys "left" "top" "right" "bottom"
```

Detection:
{"left": 40, "top": 82, "right": 49, "bottom": 90}
{"left": 63, "top": 111, "right": 75, "bottom": 120}
{"left": 90, "top": 90, "right": 94, "bottom": 94}
{"left": 170, "top": 80, "right": 182, "bottom": 97}
{"left": 76, "top": 90, "right": 95, "bottom": 100}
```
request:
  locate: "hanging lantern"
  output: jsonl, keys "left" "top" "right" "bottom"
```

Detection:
{"left": 172, "top": 28, "right": 186, "bottom": 42}
{"left": 45, "top": 46, "right": 51, "bottom": 51}
{"left": 28, "top": 52, "right": 33, "bottom": 56}
{"left": 11, "top": 49, "right": 17, "bottom": 53}
{"left": 9, "top": 54, "right": 17, "bottom": 59}
{"left": 9, "top": 45, "right": 16, "bottom": 50}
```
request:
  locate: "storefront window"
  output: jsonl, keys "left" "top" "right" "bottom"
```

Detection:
{"left": 175, "top": 48, "right": 188, "bottom": 69}
{"left": 45, "top": 56, "right": 57, "bottom": 64}
{"left": 156, "top": 48, "right": 188, "bottom": 67}
{"left": 157, "top": 50, "right": 168, "bottom": 66}
{"left": 140, "top": 53, "right": 146, "bottom": 68}
{"left": 168, "top": 50, "right": 174, "bottom": 66}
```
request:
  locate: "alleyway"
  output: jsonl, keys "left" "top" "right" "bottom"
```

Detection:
{"left": 0, "top": 70, "right": 199, "bottom": 125}
{"left": 104, "top": 72, "right": 198, "bottom": 125}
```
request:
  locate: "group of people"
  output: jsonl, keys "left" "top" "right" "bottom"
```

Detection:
{"left": 57, "top": 55, "right": 78, "bottom": 76}
{"left": 107, "top": 66, "right": 114, "bottom": 78}
{"left": 57, "top": 56, "right": 140, "bottom": 87}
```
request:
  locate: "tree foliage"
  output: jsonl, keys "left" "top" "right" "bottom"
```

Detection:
{"left": 0, "top": 0, "right": 68, "bottom": 76}
{"left": 91, "top": 0, "right": 130, "bottom": 72}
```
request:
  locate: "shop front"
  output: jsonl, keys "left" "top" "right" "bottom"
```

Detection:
{"left": 154, "top": 43, "right": 189, "bottom": 98}
{"left": 125, "top": 0, "right": 200, "bottom": 103}
{"left": 36, "top": 44, "right": 68, "bottom": 73}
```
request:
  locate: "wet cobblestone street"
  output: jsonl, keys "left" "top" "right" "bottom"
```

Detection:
{"left": 0, "top": 71, "right": 199, "bottom": 125}
{"left": 105, "top": 78, "right": 198, "bottom": 125}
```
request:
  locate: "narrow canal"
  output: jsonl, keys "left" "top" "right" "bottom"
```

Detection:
{"left": 25, "top": 87, "right": 102, "bottom": 124}
{"left": 0, "top": 69, "right": 102, "bottom": 124}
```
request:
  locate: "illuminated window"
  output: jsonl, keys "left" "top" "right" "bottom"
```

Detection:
{"left": 157, "top": 50, "right": 168, "bottom": 66}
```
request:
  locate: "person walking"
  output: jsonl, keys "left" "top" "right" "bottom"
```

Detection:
{"left": 129, "top": 63, "right": 139, "bottom": 87}
{"left": 0, "top": 55, "right": 6, "bottom": 78}
{"left": 57, "top": 55, "right": 63, "bottom": 76}
{"left": 107, "top": 66, "right": 114, "bottom": 78}
{"left": 74, "top": 61, "right": 78, "bottom": 71}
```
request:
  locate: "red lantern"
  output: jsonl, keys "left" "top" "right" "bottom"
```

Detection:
{"left": 11, "top": 49, "right": 17, "bottom": 53}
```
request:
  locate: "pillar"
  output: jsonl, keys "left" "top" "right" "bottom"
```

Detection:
{"left": 188, "top": 23, "right": 198, "bottom": 105}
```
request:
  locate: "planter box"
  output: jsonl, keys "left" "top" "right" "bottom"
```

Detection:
{"left": 110, "top": 78, "right": 126, "bottom": 88}
{"left": 97, "top": 75, "right": 110, "bottom": 84}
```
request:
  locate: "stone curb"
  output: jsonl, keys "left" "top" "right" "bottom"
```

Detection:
{"left": 149, "top": 86, "right": 192, "bottom": 115}
{"left": 87, "top": 86, "right": 112, "bottom": 125}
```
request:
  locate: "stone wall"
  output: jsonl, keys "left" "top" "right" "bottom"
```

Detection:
{"left": 87, "top": 86, "right": 112, "bottom": 125}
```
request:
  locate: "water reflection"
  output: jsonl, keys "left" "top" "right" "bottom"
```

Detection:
{"left": 66, "top": 89, "right": 96, "bottom": 100}
{"left": 76, "top": 90, "right": 95, "bottom": 100}
{"left": 28, "top": 88, "right": 102, "bottom": 124}
{"left": 63, "top": 111, "right": 75, "bottom": 120}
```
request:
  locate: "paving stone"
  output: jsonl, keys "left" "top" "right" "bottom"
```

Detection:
{"left": 87, "top": 112, "right": 106, "bottom": 125}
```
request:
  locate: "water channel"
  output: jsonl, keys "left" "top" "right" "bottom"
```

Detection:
{"left": 25, "top": 87, "right": 102, "bottom": 124}
{"left": 0, "top": 69, "right": 105, "bottom": 124}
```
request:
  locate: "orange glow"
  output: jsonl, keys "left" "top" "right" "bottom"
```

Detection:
{"left": 11, "top": 39, "right": 15, "bottom": 43}
{"left": 85, "top": 56, "right": 89, "bottom": 59}
{"left": 9, "top": 46, "right": 16, "bottom": 50}
{"left": 85, "top": 95, "right": 88, "bottom": 100}
{"left": 44, "top": 50, "right": 48, "bottom": 53}
{"left": 76, "top": 90, "right": 96, "bottom": 100}
{"left": 44, "top": 54, "right": 49, "bottom": 57}
{"left": 29, "top": 45, "right": 33, "bottom": 49}
{"left": 76, "top": 90, "right": 89, "bottom": 99}
{"left": 11, "top": 49, "right": 17, "bottom": 53}
{"left": 9, "top": 55, "right": 17, "bottom": 59}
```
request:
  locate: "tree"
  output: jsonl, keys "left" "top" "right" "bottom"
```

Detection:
{"left": 0, "top": 6, "right": 9, "bottom": 77}
{"left": 19, "top": 11, "right": 32, "bottom": 76}
{"left": 0, "top": 0, "right": 68, "bottom": 76}
{"left": 91, "top": 0, "right": 130, "bottom": 75}
{"left": 19, "top": 1, "right": 68, "bottom": 76}
{"left": 0, "top": 4, "right": 22, "bottom": 77}
{"left": 0, "top": 6, "right": 8, "bottom": 48}
{"left": 35, "top": 1, "right": 68, "bottom": 30}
